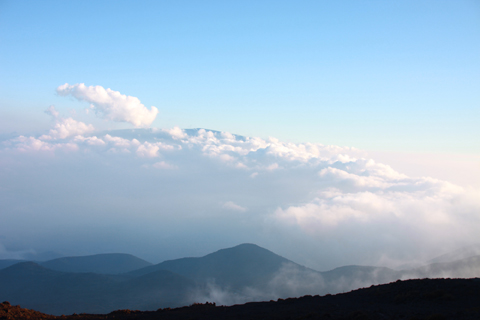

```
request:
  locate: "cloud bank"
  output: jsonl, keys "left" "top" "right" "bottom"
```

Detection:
{"left": 1, "top": 86, "right": 479, "bottom": 270}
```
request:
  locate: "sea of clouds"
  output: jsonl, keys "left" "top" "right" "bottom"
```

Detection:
{"left": 1, "top": 84, "right": 479, "bottom": 270}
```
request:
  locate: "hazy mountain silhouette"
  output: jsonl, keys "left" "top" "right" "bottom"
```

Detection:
{"left": 22, "top": 250, "right": 64, "bottom": 261}
{"left": 404, "top": 254, "right": 480, "bottom": 279}
{"left": 320, "top": 265, "right": 401, "bottom": 293}
{"left": 0, "top": 262, "right": 120, "bottom": 314}
{"left": 0, "top": 262, "right": 194, "bottom": 315}
{"left": 1, "top": 243, "right": 480, "bottom": 316}
{"left": 115, "top": 269, "right": 197, "bottom": 311}
{"left": 427, "top": 244, "right": 480, "bottom": 264}
{"left": 128, "top": 243, "right": 308, "bottom": 290}
{"left": 0, "top": 259, "right": 24, "bottom": 270}
{"left": 40, "top": 253, "right": 153, "bottom": 274}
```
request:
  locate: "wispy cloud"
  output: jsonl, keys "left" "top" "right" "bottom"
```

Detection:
{"left": 222, "top": 201, "right": 247, "bottom": 212}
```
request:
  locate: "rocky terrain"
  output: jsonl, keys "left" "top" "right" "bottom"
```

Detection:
{"left": 2, "top": 278, "right": 480, "bottom": 320}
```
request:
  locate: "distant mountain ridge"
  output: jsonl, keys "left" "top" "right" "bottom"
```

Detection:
{"left": 0, "top": 259, "right": 24, "bottom": 270}
{"left": 1, "top": 243, "right": 480, "bottom": 315}
{"left": 427, "top": 244, "right": 480, "bottom": 264}
{"left": 40, "top": 253, "right": 153, "bottom": 274}
{"left": 128, "top": 243, "right": 307, "bottom": 289}
{"left": 0, "top": 262, "right": 195, "bottom": 315}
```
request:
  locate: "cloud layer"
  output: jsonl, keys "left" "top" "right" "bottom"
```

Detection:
{"left": 2, "top": 124, "right": 479, "bottom": 269}
{"left": 1, "top": 88, "right": 479, "bottom": 270}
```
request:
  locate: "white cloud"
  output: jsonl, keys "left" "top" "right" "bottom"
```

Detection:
{"left": 136, "top": 141, "right": 176, "bottom": 158}
{"left": 318, "top": 167, "right": 391, "bottom": 189}
{"left": 164, "top": 126, "right": 188, "bottom": 140}
{"left": 104, "top": 134, "right": 140, "bottom": 148}
{"left": 73, "top": 135, "right": 105, "bottom": 146}
{"left": 222, "top": 201, "right": 247, "bottom": 212}
{"left": 41, "top": 117, "right": 95, "bottom": 140}
{"left": 13, "top": 136, "right": 56, "bottom": 152}
{"left": 9, "top": 136, "right": 79, "bottom": 152}
{"left": 152, "top": 161, "right": 178, "bottom": 170}
{"left": 136, "top": 142, "right": 160, "bottom": 158}
{"left": 40, "top": 106, "right": 95, "bottom": 140}
{"left": 57, "top": 83, "right": 158, "bottom": 127}
{"left": 45, "top": 105, "right": 59, "bottom": 118}
{"left": 266, "top": 163, "right": 279, "bottom": 171}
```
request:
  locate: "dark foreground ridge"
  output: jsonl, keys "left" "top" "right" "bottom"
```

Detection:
{"left": 2, "top": 278, "right": 480, "bottom": 320}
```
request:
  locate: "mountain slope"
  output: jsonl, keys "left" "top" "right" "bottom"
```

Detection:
{"left": 116, "top": 269, "right": 198, "bottom": 311}
{"left": 0, "top": 262, "right": 120, "bottom": 314}
{"left": 40, "top": 253, "right": 152, "bottom": 274}
{"left": 0, "top": 261, "right": 195, "bottom": 315}
{"left": 320, "top": 265, "right": 402, "bottom": 293}
{"left": 404, "top": 254, "right": 480, "bottom": 279}
{"left": 4, "top": 278, "right": 480, "bottom": 320}
{"left": 428, "top": 245, "right": 480, "bottom": 264}
{"left": 0, "top": 259, "right": 25, "bottom": 270}
{"left": 3, "top": 243, "right": 480, "bottom": 316}
{"left": 128, "top": 243, "right": 312, "bottom": 290}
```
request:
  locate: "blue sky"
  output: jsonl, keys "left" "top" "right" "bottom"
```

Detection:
{"left": 0, "top": 1, "right": 480, "bottom": 267}
{"left": 1, "top": 0, "right": 479, "bottom": 152}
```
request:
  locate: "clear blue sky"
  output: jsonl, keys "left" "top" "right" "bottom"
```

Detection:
{"left": 1, "top": 0, "right": 479, "bottom": 153}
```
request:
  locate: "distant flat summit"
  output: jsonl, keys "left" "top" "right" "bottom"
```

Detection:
{"left": 40, "top": 253, "right": 153, "bottom": 274}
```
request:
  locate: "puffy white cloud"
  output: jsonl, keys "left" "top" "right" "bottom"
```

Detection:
{"left": 318, "top": 167, "right": 391, "bottom": 189}
{"left": 41, "top": 117, "right": 95, "bottom": 140}
{"left": 136, "top": 142, "right": 160, "bottom": 158}
{"left": 8, "top": 136, "right": 79, "bottom": 152}
{"left": 57, "top": 83, "right": 158, "bottom": 127}
{"left": 164, "top": 126, "right": 188, "bottom": 140}
{"left": 136, "top": 141, "right": 176, "bottom": 158}
{"left": 13, "top": 136, "right": 56, "bottom": 152}
{"left": 104, "top": 134, "right": 138, "bottom": 147}
{"left": 73, "top": 135, "right": 105, "bottom": 146}
{"left": 40, "top": 106, "right": 95, "bottom": 140}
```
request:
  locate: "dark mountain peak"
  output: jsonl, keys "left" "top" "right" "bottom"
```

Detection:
{"left": 128, "top": 243, "right": 301, "bottom": 291}
{"left": 0, "top": 261, "right": 59, "bottom": 279}
{"left": 205, "top": 243, "right": 285, "bottom": 260}
{"left": 226, "top": 243, "right": 261, "bottom": 249}
{"left": 2, "top": 261, "right": 44, "bottom": 271}
{"left": 218, "top": 243, "right": 268, "bottom": 251}
{"left": 41, "top": 253, "right": 152, "bottom": 274}
{"left": 0, "top": 259, "right": 25, "bottom": 271}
